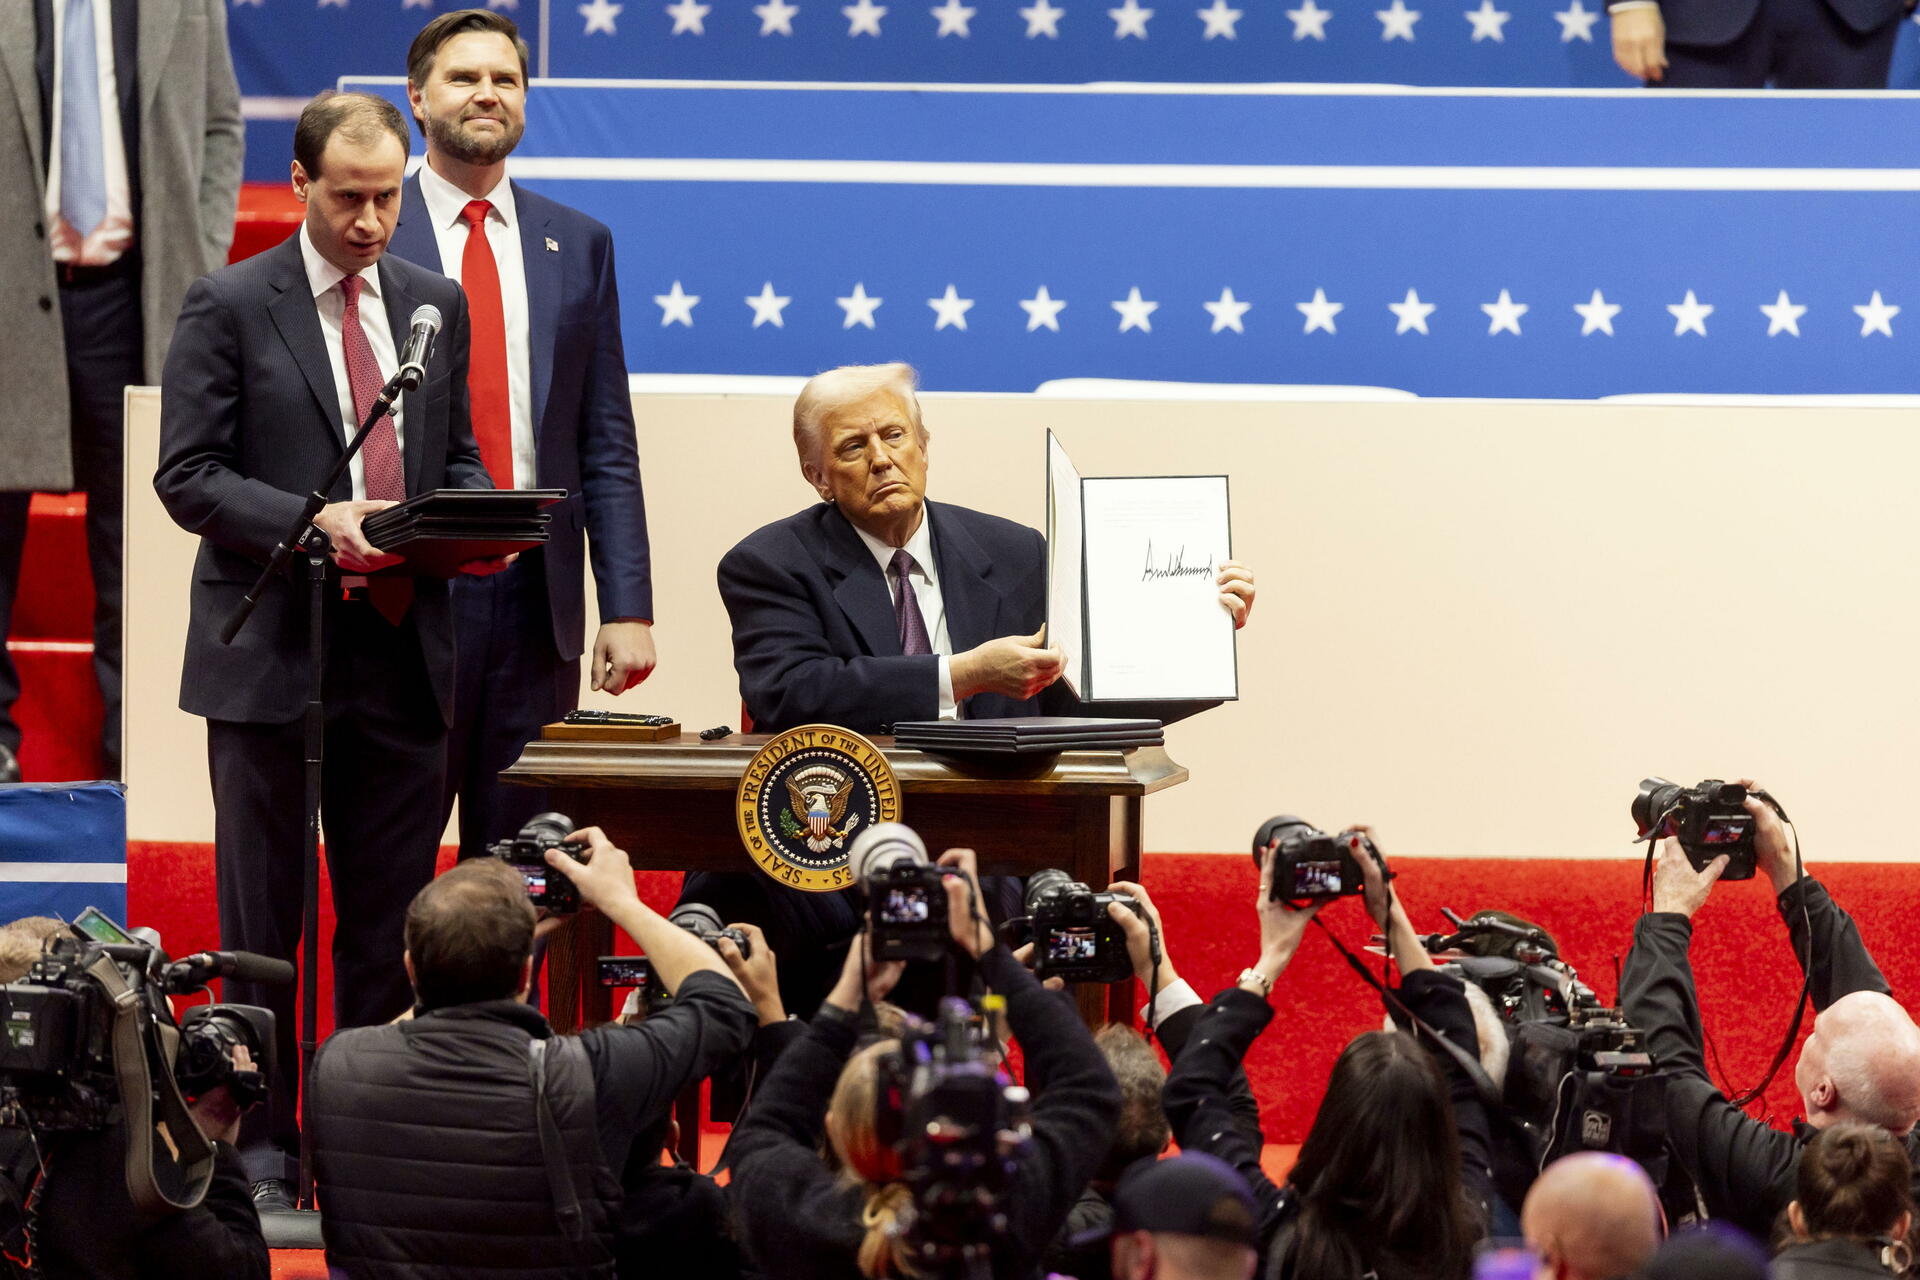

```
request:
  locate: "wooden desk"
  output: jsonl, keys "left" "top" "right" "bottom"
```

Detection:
{"left": 506, "top": 732, "right": 1187, "bottom": 1030}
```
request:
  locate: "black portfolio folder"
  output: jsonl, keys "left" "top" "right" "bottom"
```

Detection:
{"left": 891, "top": 716, "right": 1164, "bottom": 755}
{"left": 361, "top": 489, "right": 565, "bottom": 578}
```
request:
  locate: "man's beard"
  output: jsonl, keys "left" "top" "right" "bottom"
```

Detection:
{"left": 427, "top": 110, "right": 522, "bottom": 166}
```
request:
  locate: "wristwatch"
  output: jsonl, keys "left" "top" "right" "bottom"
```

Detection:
{"left": 1236, "top": 967, "right": 1273, "bottom": 997}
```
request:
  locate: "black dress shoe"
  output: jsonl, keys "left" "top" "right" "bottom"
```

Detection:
{"left": 0, "top": 743, "right": 19, "bottom": 784}
{"left": 251, "top": 1177, "right": 296, "bottom": 1213}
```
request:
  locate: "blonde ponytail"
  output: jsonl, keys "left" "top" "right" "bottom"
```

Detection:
{"left": 857, "top": 1181, "right": 922, "bottom": 1278}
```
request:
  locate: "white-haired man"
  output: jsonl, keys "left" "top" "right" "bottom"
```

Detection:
{"left": 688, "top": 362, "right": 1256, "bottom": 1012}
{"left": 1618, "top": 780, "right": 1920, "bottom": 1239}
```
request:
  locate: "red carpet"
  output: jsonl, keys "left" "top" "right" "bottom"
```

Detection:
{"left": 128, "top": 845, "right": 1911, "bottom": 1142}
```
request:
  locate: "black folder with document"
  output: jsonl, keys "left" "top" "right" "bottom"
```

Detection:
{"left": 361, "top": 488, "right": 566, "bottom": 577}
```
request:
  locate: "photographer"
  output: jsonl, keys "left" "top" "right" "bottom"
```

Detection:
{"left": 1161, "top": 833, "right": 1493, "bottom": 1280}
{"left": 1775, "top": 1123, "right": 1916, "bottom": 1279}
{"left": 0, "top": 917, "right": 268, "bottom": 1280}
{"left": 728, "top": 847, "right": 1121, "bottom": 1279}
{"left": 305, "top": 829, "right": 756, "bottom": 1279}
{"left": 1617, "top": 784, "right": 1920, "bottom": 1240}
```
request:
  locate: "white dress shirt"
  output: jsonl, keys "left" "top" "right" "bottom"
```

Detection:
{"left": 45, "top": 0, "right": 134, "bottom": 265}
{"left": 415, "top": 162, "right": 535, "bottom": 489}
{"left": 852, "top": 513, "right": 958, "bottom": 719}
{"left": 298, "top": 225, "right": 405, "bottom": 503}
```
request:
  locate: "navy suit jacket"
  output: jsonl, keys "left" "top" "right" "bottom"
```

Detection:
{"left": 387, "top": 175, "right": 653, "bottom": 661}
{"left": 719, "top": 499, "right": 1217, "bottom": 735}
{"left": 155, "top": 234, "right": 490, "bottom": 726}
{"left": 1661, "top": 0, "right": 1900, "bottom": 48}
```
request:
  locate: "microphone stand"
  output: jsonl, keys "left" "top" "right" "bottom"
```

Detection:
{"left": 219, "top": 359, "right": 421, "bottom": 1210}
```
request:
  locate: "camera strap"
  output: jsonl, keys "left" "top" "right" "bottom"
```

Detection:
{"left": 82, "top": 954, "right": 214, "bottom": 1215}
{"left": 526, "top": 1038, "right": 592, "bottom": 1258}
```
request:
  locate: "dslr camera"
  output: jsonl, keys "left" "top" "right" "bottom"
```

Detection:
{"left": 1631, "top": 778, "right": 1772, "bottom": 881}
{"left": 849, "top": 823, "right": 950, "bottom": 963}
{"left": 489, "top": 812, "right": 589, "bottom": 913}
{"left": 1024, "top": 869, "right": 1141, "bottom": 985}
{"left": 1252, "top": 815, "right": 1384, "bottom": 900}
{"left": 669, "top": 903, "right": 753, "bottom": 959}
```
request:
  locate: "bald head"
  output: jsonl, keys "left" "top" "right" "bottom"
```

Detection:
{"left": 1522, "top": 1153, "right": 1662, "bottom": 1280}
{"left": 1797, "top": 991, "right": 1920, "bottom": 1135}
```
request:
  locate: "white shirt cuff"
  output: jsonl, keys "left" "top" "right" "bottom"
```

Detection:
{"left": 1141, "top": 977, "right": 1202, "bottom": 1030}
{"left": 937, "top": 655, "right": 958, "bottom": 720}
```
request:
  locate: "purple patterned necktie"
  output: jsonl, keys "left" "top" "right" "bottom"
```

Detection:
{"left": 339, "top": 275, "right": 411, "bottom": 623}
{"left": 891, "top": 549, "right": 932, "bottom": 656}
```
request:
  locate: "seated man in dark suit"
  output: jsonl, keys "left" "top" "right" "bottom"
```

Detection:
{"left": 687, "top": 361, "right": 1255, "bottom": 1013}
{"left": 1609, "top": 0, "right": 1904, "bottom": 88}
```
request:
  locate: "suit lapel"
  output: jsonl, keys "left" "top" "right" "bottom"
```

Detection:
{"left": 819, "top": 506, "right": 902, "bottom": 658}
{"left": 0, "top": 3, "right": 42, "bottom": 181}
{"left": 264, "top": 237, "right": 347, "bottom": 459}
{"left": 514, "top": 182, "right": 559, "bottom": 438}
{"left": 389, "top": 173, "right": 441, "bottom": 271}
{"left": 135, "top": 0, "right": 178, "bottom": 122}
{"left": 379, "top": 256, "right": 427, "bottom": 495}
{"left": 928, "top": 502, "right": 1005, "bottom": 654}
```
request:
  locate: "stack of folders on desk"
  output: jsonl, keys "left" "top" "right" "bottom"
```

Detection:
{"left": 361, "top": 488, "right": 566, "bottom": 577}
{"left": 891, "top": 716, "right": 1164, "bottom": 755}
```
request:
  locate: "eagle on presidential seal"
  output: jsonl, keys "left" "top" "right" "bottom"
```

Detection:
{"left": 780, "top": 765, "right": 863, "bottom": 853}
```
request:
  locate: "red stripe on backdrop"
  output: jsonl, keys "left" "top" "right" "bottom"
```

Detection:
{"left": 127, "top": 845, "right": 1919, "bottom": 1142}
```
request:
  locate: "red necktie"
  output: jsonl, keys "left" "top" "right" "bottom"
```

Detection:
{"left": 460, "top": 199, "right": 514, "bottom": 489}
{"left": 339, "top": 274, "right": 412, "bottom": 624}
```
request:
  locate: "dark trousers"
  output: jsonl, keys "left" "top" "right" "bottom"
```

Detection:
{"left": 443, "top": 550, "right": 578, "bottom": 862}
{"left": 210, "top": 598, "right": 448, "bottom": 1183}
{"left": 0, "top": 258, "right": 139, "bottom": 773}
{"left": 1665, "top": 0, "right": 1901, "bottom": 87}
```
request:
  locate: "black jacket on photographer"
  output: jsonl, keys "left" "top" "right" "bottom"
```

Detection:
{"left": 21, "top": 1129, "right": 267, "bottom": 1280}
{"left": 307, "top": 971, "right": 755, "bottom": 1280}
{"left": 1617, "top": 876, "right": 1920, "bottom": 1242}
{"left": 728, "top": 944, "right": 1121, "bottom": 1280}
{"left": 1162, "top": 971, "right": 1496, "bottom": 1280}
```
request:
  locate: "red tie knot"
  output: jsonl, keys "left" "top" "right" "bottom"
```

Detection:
{"left": 339, "top": 274, "right": 362, "bottom": 307}
{"left": 461, "top": 199, "right": 493, "bottom": 228}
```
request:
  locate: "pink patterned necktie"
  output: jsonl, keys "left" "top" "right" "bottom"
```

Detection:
{"left": 339, "top": 275, "right": 411, "bottom": 623}
{"left": 339, "top": 275, "right": 405, "bottom": 501}
{"left": 891, "top": 549, "right": 932, "bottom": 656}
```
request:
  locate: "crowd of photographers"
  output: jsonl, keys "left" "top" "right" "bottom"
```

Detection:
{"left": 6, "top": 776, "right": 1920, "bottom": 1280}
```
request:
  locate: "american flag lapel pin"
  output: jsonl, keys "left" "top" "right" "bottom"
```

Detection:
{"left": 545, "top": 237, "right": 559, "bottom": 252}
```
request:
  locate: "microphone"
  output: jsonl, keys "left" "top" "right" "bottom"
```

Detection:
{"left": 394, "top": 303, "right": 443, "bottom": 393}
{"left": 171, "top": 950, "right": 299, "bottom": 988}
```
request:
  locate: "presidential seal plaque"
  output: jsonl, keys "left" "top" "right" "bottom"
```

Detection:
{"left": 735, "top": 725, "right": 902, "bottom": 892}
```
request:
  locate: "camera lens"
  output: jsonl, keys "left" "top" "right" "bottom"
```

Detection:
{"left": 521, "top": 812, "right": 575, "bottom": 847}
{"left": 1024, "top": 868, "right": 1074, "bottom": 912}
{"left": 671, "top": 902, "right": 725, "bottom": 935}
{"left": 1251, "top": 815, "right": 1319, "bottom": 867}
{"left": 849, "top": 822, "right": 928, "bottom": 884}
{"left": 1631, "top": 779, "right": 1682, "bottom": 836}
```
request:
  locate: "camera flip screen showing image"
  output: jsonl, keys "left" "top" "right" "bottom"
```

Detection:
{"left": 517, "top": 866, "right": 547, "bottom": 898}
{"left": 1046, "top": 927, "right": 1101, "bottom": 963}
{"left": 1700, "top": 819, "right": 1750, "bottom": 845}
{"left": 1292, "top": 859, "right": 1345, "bottom": 895}
{"left": 881, "top": 887, "right": 932, "bottom": 924}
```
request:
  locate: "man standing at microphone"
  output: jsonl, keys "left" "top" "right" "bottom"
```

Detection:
{"left": 154, "top": 91, "right": 508, "bottom": 1207}
{"left": 389, "top": 10, "right": 656, "bottom": 863}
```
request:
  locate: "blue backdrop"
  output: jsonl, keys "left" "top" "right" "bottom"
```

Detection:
{"left": 232, "top": 1, "right": 1920, "bottom": 179}
{"left": 324, "top": 78, "right": 1920, "bottom": 397}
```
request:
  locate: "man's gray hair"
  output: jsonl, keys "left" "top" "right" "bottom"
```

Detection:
{"left": 792, "top": 362, "right": 925, "bottom": 464}
{"left": 1825, "top": 993, "right": 1920, "bottom": 1132}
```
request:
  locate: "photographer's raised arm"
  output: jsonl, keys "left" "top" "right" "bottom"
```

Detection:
{"left": 1617, "top": 839, "right": 1802, "bottom": 1234}
{"left": 546, "top": 828, "right": 740, "bottom": 996}
{"left": 1742, "top": 782, "right": 1893, "bottom": 1009}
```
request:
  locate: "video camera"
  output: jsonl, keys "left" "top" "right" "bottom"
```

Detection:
{"left": 1023, "top": 870, "right": 1140, "bottom": 985}
{"left": 1253, "top": 815, "right": 1385, "bottom": 901}
{"left": 884, "top": 998, "right": 1032, "bottom": 1278}
{"left": 0, "top": 908, "right": 287, "bottom": 1214}
{"left": 1421, "top": 910, "right": 1667, "bottom": 1194}
{"left": 849, "top": 824, "right": 950, "bottom": 963}
{"left": 489, "top": 812, "right": 589, "bottom": 913}
{"left": 1631, "top": 778, "right": 1779, "bottom": 881}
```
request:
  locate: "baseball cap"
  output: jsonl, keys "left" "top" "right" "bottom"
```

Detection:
{"left": 1111, "top": 1153, "right": 1259, "bottom": 1249}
